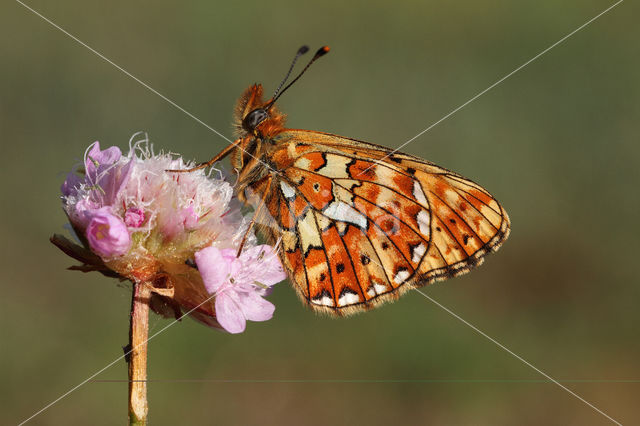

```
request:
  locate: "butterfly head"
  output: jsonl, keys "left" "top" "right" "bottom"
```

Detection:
{"left": 241, "top": 107, "right": 269, "bottom": 133}
{"left": 233, "top": 46, "right": 330, "bottom": 140}
{"left": 233, "top": 84, "right": 287, "bottom": 140}
{"left": 231, "top": 46, "right": 330, "bottom": 180}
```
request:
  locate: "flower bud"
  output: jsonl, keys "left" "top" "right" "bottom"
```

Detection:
{"left": 86, "top": 208, "right": 131, "bottom": 257}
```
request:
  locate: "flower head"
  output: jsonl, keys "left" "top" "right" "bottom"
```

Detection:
{"left": 55, "top": 134, "right": 285, "bottom": 333}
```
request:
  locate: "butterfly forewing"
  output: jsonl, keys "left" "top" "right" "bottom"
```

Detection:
{"left": 257, "top": 130, "right": 510, "bottom": 315}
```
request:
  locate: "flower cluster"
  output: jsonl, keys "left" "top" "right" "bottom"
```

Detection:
{"left": 56, "top": 136, "right": 285, "bottom": 333}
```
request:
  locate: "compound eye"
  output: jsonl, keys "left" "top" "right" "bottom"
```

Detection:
{"left": 242, "top": 108, "right": 269, "bottom": 133}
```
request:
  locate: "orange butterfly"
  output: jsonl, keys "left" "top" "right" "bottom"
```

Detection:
{"left": 177, "top": 46, "right": 510, "bottom": 316}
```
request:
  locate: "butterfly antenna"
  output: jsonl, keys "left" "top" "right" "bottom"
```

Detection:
{"left": 266, "top": 45, "right": 330, "bottom": 108}
{"left": 271, "top": 45, "right": 310, "bottom": 101}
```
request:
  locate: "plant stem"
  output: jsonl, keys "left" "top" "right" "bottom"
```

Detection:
{"left": 128, "top": 281, "right": 151, "bottom": 425}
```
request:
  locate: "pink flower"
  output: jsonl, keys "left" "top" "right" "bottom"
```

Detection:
{"left": 84, "top": 142, "right": 133, "bottom": 207}
{"left": 61, "top": 171, "right": 82, "bottom": 197}
{"left": 85, "top": 142, "right": 122, "bottom": 176}
{"left": 86, "top": 208, "right": 131, "bottom": 257}
{"left": 195, "top": 245, "right": 287, "bottom": 334}
{"left": 124, "top": 207, "right": 145, "bottom": 227}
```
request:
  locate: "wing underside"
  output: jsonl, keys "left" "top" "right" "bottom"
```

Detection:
{"left": 255, "top": 130, "right": 509, "bottom": 315}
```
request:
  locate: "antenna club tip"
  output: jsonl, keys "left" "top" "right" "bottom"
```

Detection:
{"left": 319, "top": 46, "right": 330, "bottom": 55}
{"left": 298, "top": 45, "right": 310, "bottom": 55}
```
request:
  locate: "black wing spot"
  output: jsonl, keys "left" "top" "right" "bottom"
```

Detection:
{"left": 312, "top": 289, "right": 331, "bottom": 301}
{"left": 338, "top": 287, "right": 359, "bottom": 299}
{"left": 315, "top": 152, "right": 328, "bottom": 171}
{"left": 436, "top": 226, "right": 442, "bottom": 232}
{"left": 449, "top": 218, "right": 456, "bottom": 224}
{"left": 463, "top": 234, "right": 470, "bottom": 245}
{"left": 381, "top": 242, "right": 390, "bottom": 250}
{"left": 406, "top": 167, "right": 416, "bottom": 175}
{"left": 319, "top": 272, "right": 326, "bottom": 282}
{"left": 303, "top": 243, "right": 325, "bottom": 258}
{"left": 336, "top": 263, "right": 345, "bottom": 273}
{"left": 313, "top": 182, "right": 320, "bottom": 192}
{"left": 360, "top": 254, "right": 370, "bottom": 265}
{"left": 394, "top": 266, "right": 409, "bottom": 276}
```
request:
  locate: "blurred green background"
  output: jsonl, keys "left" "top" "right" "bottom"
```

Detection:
{"left": 2, "top": 0, "right": 638, "bottom": 424}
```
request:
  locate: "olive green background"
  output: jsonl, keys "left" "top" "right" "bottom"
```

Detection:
{"left": 2, "top": 1, "right": 638, "bottom": 425}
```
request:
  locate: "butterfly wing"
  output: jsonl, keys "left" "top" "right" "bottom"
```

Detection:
{"left": 259, "top": 129, "right": 510, "bottom": 315}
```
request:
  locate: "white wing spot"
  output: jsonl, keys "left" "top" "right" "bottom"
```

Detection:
{"left": 324, "top": 201, "right": 367, "bottom": 228}
{"left": 294, "top": 157, "right": 311, "bottom": 170}
{"left": 338, "top": 292, "right": 360, "bottom": 306}
{"left": 315, "top": 211, "right": 331, "bottom": 231}
{"left": 394, "top": 269, "right": 410, "bottom": 284}
{"left": 373, "top": 282, "right": 387, "bottom": 294}
{"left": 417, "top": 210, "right": 431, "bottom": 236}
{"left": 413, "top": 181, "right": 428, "bottom": 206}
{"left": 412, "top": 243, "right": 427, "bottom": 263}
{"left": 316, "top": 154, "right": 351, "bottom": 178}
{"left": 298, "top": 210, "right": 322, "bottom": 253}
{"left": 311, "top": 295, "right": 334, "bottom": 307}
{"left": 366, "top": 287, "right": 376, "bottom": 297}
{"left": 280, "top": 181, "right": 296, "bottom": 199}
{"left": 281, "top": 230, "right": 298, "bottom": 252}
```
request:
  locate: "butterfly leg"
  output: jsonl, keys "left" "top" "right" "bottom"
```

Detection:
{"left": 236, "top": 175, "right": 273, "bottom": 256}
{"left": 166, "top": 139, "right": 240, "bottom": 173}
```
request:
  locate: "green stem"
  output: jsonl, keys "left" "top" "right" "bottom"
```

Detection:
{"left": 128, "top": 282, "right": 151, "bottom": 425}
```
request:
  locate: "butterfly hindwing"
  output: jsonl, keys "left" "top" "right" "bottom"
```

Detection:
{"left": 257, "top": 130, "right": 509, "bottom": 315}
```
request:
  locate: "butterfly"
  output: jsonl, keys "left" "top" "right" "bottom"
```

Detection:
{"left": 179, "top": 46, "right": 510, "bottom": 316}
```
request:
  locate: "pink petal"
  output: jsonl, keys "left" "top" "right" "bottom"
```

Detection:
{"left": 195, "top": 246, "right": 231, "bottom": 294}
{"left": 181, "top": 206, "right": 198, "bottom": 229}
{"left": 85, "top": 142, "right": 122, "bottom": 175}
{"left": 258, "top": 262, "right": 287, "bottom": 287}
{"left": 84, "top": 142, "right": 132, "bottom": 207}
{"left": 61, "top": 172, "right": 82, "bottom": 197}
{"left": 219, "top": 248, "right": 238, "bottom": 263}
{"left": 215, "top": 293, "right": 246, "bottom": 334}
{"left": 73, "top": 198, "right": 101, "bottom": 227}
{"left": 85, "top": 208, "right": 131, "bottom": 257}
{"left": 158, "top": 210, "right": 183, "bottom": 239}
{"left": 95, "top": 157, "right": 133, "bottom": 206}
{"left": 236, "top": 291, "right": 275, "bottom": 322}
{"left": 242, "top": 245, "right": 287, "bottom": 286}
{"left": 219, "top": 248, "right": 241, "bottom": 277}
